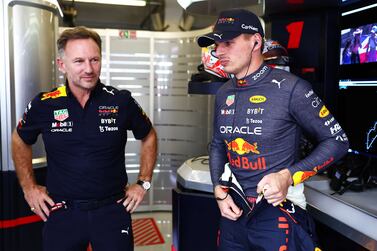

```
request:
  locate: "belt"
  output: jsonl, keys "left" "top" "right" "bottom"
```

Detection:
{"left": 63, "top": 193, "right": 124, "bottom": 211}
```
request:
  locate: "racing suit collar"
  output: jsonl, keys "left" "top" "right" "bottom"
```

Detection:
{"left": 234, "top": 63, "right": 271, "bottom": 87}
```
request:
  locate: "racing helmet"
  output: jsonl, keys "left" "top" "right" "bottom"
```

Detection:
{"left": 262, "top": 39, "right": 290, "bottom": 71}
{"left": 201, "top": 46, "right": 230, "bottom": 79}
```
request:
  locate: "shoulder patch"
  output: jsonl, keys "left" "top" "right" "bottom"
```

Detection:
{"left": 41, "top": 86, "right": 67, "bottom": 101}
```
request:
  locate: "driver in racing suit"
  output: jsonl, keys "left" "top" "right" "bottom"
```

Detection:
{"left": 197, "top": 9, "right": 349, "bottom": 251}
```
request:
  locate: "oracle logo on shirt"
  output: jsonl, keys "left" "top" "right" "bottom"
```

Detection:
{"left": 98, "top": 105, "right": 119, "bottom": 116}
{"left": 219, "top": 125, "right": 262, "bottom": 135}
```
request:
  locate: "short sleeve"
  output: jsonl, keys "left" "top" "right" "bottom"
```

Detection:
{"left": 126, "top": 96, "right": 152, "bottom": 140}
{"left": 16, "top": 96, "right": 43, "bottom": 145}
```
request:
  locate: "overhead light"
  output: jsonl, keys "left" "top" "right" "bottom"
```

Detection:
{"left": 73, "top": 0, "right": 146, "bottom": 7}
{"left": 177, "top": 0, "right": 205, "bottom": 10}
{"left": 341, "top": 3, "right": 377, "bottom": 16}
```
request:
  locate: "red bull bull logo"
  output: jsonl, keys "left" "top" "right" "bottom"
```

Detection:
{"left": 224, "top": 138, "right": 260, "bottom": 155}
{"left": 41, "top": 86, "right": 67, "bottom": 100}
{"left": 218, "top": 17, "right": 235, "bottom": 24}
{"left": 227, "top": 152, "right": 266, "bottom": 170}
{"left": 292, "top": 170, "right": 317, "bottom": 185}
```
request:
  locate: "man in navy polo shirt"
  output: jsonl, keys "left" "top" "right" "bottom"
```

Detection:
{"left": 12, "top": 26, "right": 157, "bottom": 251}
{"left": 197, "top": 9, "right": 349, "bottom": 250}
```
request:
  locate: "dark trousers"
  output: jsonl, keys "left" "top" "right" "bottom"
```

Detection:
{"left": 218, "top": 199, "right": 320, "bottom": 251}
{"left": 43, "top": 197, "right": 133, "bottom": 251}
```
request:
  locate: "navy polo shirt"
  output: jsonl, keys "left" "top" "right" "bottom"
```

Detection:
{"left": 17, "top": 82, "right": 152, "bottom": 200}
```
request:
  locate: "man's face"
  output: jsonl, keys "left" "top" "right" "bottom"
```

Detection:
{"left": 57, "top": 38, "right": 101, "bottom": 91}
{"left": 215, "top": 34, "right": 255, "bottom": 79}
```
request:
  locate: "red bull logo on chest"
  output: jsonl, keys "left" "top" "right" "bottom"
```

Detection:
{"left": 227, "top": 152, "right": 266, "bottom": 170}
{"left": 225, "top": 138, "right": 260, "bottom": 155}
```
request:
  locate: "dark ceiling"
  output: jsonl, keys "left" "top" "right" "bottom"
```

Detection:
{"left": 58, "top": 0, "right": 342, "bottom": 31}
{"left": 59, "top": 0, "right": 166, "bottom": 30}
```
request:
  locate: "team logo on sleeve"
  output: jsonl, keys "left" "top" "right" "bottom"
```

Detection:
{"left": 54, "top": 109, "right": 69, "bottom": 121}
{"left": 305, "top": 89, "right": 314, "bottom": 98}
{"left": 311, "top": 96, "right": 321, "bottom": 108}
{"left": 313, "top": 157, "right": 334, "bottom": 172}
{"left": 133, "top": 100, "right": 148, "bottom": 117}
{"left": 324, "top": 117, "right": 334, "bottom": 126}
{"left": 336, "top": 133, "right": 348, "bottom": 142}
{"left": 41, "top": 86, "right": 67, "bottom": 100}
{"left": 330, "top": 123, "right": 342, "bottom": 135}
{"left": 292, "top": 171, "right": 316, "bottom": 185}
{"left": 17, "top": 102, "right": 32, "bottom": 128}
{"left": 319, "top": 105, "right": 329, "bottom": 118}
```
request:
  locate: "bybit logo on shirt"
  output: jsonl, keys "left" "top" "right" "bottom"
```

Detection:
{"left": 247, "top": 108, "right": 264, "bottom": 115}
{"left": 101, "top": 118, "right": 117, "bottom": 124}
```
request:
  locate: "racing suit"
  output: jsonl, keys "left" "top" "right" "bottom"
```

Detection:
{"left": 210, "top": 63, "right": 349, "bottom": 250}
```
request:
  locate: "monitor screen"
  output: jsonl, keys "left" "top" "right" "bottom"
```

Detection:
{"left": 338, "top": 87, "right": 377, "bottom": 157}
{"left": 338, "top": 3, "right": 377, "bottom": 89}
{"left": 340, "top": 24, "right": 377, "bottom": 65}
